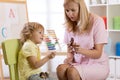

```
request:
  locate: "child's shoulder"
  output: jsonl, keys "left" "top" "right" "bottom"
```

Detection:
{"left": 22, "top": 40, "right": 34, "bottom": 49}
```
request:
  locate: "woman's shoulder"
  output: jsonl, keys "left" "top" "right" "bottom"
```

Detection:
{"left": 88, "top": 13, "right": 102, "bottom": 31}
{"left": 89, "top": 13, "right": 105, "bottom": 32}
{"left": 90, "top": 13, "right": 103, "bottom": 22}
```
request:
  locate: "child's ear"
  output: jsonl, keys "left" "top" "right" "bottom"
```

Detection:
{"left": 30, "top": 34, "right": 32, "bottom": 37}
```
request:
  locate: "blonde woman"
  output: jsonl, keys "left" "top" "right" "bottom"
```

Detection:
{"left": 56, "top": 0, "right": 109, "bottom": 80}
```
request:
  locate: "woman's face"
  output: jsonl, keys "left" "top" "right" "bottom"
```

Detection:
{"left": 64, "top": 1, "right": 79, "bottom": 22}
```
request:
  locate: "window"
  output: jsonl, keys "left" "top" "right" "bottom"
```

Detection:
{"left": 27, "top": 0, "right": 65, "bottom": 44}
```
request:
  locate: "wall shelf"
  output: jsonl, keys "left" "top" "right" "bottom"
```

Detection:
{"left": 88, "top": 0, "right": 120, "bottom": 56}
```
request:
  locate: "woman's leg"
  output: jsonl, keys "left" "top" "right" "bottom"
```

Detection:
{"left": 56, "top": 64, "right": 70, "bottom": 80}
{"left": 67, "top": 67, "right": 82, "bottom": 80}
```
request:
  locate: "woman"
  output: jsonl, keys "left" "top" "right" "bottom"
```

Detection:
{"left": 56, "top": 0, "right": 109, "bottom": 80}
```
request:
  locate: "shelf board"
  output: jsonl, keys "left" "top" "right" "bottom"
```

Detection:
{"left": 108, "top": 30, "right": 120, "bottom": 32}
{"left": 89, "top": 4, "right": 107, "bottom": 7}
{"left": 41, "top": 51, "right": 66, "bottom": 56}
{"left": 109, "top": 56, "right": 120, "bottom": 59}
{"left": 108, "top": 3, "right": 120, "bottom": 6}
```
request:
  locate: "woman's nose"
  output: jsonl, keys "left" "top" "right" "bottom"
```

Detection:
{"left": 68, "top": 11, "right": 73, "bottom": 16}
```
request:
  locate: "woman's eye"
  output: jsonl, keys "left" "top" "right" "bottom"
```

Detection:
{"left": 71, "top": 9, "right": 75, "bottom": 12}
{"left": 66, "top": 10, "right": 69, "bottom": 12}
{"left": 39, "top": 32, "right": 41, "bottom": 34}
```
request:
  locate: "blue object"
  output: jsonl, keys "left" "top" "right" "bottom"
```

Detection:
{"left": 48, "top": 47, "right": 56, "bottom": 50}
{"left": 116, "top": 42, "right": 120, "bottom": 56}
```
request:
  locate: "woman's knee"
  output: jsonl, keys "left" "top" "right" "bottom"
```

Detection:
{"left": 66, "top": 67, "right": 81, "bottom": 79}
{"left": 56, "top": 64, "right": 70, "bottom": 80}
{"left": 57, "top": 64, "right": 69, "bottom": 72}
{"left": 67, "top": 67, "right": 76, "bottom": 75}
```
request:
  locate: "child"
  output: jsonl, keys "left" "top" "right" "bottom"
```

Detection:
{"left": 56, "top": 0, "right": 109, "bottom": 80}
{"left": 18, "top": 22, "right": 56, "bottom": 80}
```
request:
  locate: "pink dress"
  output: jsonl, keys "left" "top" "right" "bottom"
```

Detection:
{"left": 64, "top": 14, "right": 109, "bottom": 80}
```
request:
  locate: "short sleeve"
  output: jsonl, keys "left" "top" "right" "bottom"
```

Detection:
{"left": 64, "top": 30, "right": 69, "bottom": 44}
{"left": 93, "top": 17, "right": 108, "bottom": 44}
{"left": 22, "top": 43, "right": 37, "bottom": 58}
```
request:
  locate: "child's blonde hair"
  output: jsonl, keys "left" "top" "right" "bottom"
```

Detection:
{"left": 20, "top": 22, "right": 44, "bottom": 44}
{"left": 64, "top": 0, "right": 91, "bottom": 33}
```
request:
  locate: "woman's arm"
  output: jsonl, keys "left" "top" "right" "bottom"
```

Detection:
{"left": 75, "top": 43, "right": 104, "bottom": 59}
{"left": 64, "top": 45, "right": 74, "bottom": 64}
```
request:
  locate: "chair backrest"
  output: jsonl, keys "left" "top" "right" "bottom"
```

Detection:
{"left": 2, "top": 39, "right": 22, "bottom": 80}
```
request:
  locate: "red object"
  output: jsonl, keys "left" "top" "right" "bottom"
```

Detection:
{"left": 102, "top": 16, "right": 107, "bottom": 29}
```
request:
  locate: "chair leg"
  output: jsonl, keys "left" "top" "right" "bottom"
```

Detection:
{"left": 0, "top": 55, "right": 4, "bottom": 80}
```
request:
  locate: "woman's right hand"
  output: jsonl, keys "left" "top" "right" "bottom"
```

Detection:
{"left": 64, "top": 58, "right": 73, "bottom": 64}
{"left": 67, "top": 44, "right": 74, "bottom": 53}
{"left": 67, "top": 43, "right": 80, "bottom": 54}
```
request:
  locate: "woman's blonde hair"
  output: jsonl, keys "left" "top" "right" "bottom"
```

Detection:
{"left": 64, "top": 0, "right": 90, "bottom": 33}
{"left": 20, "top": 22, "right": 44, "bottom": 44}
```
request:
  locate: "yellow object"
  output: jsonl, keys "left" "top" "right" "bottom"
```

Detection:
{"left": 2, "top": 39, "right": 21, "bottom": 80}
{"left": 18, "top": 40, "right": 41, "bottom": 80}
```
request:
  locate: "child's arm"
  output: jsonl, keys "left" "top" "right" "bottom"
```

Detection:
{"left": 27, "top": 52, "right": 56, "bottom": 69}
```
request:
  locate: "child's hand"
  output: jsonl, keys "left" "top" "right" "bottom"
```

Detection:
{"left": 48, "top": 52, "right": 56, "bottom": 59}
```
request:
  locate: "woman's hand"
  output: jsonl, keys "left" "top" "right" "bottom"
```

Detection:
{"left": 67, "top": 45, "right": 74, "bottom": 53}
{"left": 64, "top": 58, "right": 73, "bottom": 64}
{"left": 67, "top": 43, "right": 80, "bottom": 54}
{"left": 74, "top": 45, "right": 81, "bottom": 53}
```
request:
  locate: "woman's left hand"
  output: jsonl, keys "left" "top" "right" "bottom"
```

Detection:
{"left": 74, "top": 45, "right": 82, "bottom": 53}
{"left": 67, "top": 43, "right": 80, "bottom": 54}
{"left": 72, "top": 43, "right": 80, "bottom": 54}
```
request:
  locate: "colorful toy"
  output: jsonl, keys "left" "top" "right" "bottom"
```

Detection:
{"left": 44, "top": 30, "right": 61, "bottom": 51}
{"left": 69, "top": 37, "right": 74, "bottom": 47}
{"left": 69, "top": 37, "right": 77, "bottom": 54}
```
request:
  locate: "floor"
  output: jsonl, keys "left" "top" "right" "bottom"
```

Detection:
{"left": 1, "top": 72, "right": 58, "bottom": 80}
{"left": 4, "top": 78, "right": 10, "bottom": 80}
{"left": 0, "top": 78, "right": 10, "bottom": 80}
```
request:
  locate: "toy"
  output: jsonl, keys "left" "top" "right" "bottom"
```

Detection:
{"left": 69, "top": 37, "right": 74, "bottom": 47}
{"left": 44, "top": 30, "right": 61, "bottom": 51}
{"left": 69, "top": 37, "right": 77, "bottom": 54}
{"left": 39, "top": 72, "right": 49, "bottom": 79}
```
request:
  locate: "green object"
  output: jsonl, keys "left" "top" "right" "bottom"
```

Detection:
{"left": 113, "top": 16, "right": 120, "bottom": 30}
{"left": 2, "top": 39, "right": 22, "bottom": 80}
{"left": 47, "top": 42, "right": 55, "bottom": 46}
